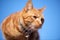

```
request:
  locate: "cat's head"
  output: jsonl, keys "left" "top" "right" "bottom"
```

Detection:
{"left": 21, "top": 0, "right": 46, "bottom": 31}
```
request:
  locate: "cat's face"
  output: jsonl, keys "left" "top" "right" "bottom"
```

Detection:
{"left": 20, "top": 0, "right": 46, "bottom": 31}
{"left": 22, "top": 8, "right": 45, "bottom": 31}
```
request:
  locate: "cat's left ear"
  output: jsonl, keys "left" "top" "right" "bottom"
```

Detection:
{"left": 38, "top": 6, "right": 46, "bottom": 13}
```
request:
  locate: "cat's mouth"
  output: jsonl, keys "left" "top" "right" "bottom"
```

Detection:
{"left": 25, "top": 22, "right": 41, "bottom": 31}
{"left": 28, "top": 25, "right": 37, "bottom": 31}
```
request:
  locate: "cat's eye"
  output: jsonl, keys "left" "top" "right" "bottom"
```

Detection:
{"left": 33, "top": 16, "right": 37, "bottom": 19}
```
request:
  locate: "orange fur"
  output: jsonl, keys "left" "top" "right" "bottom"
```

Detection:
{"left": 2, "top": 0, "right": 45, "bottom": 40}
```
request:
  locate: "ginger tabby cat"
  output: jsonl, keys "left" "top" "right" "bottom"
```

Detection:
{"left": 2, "top": 0, "right": 45, "bottom": 40}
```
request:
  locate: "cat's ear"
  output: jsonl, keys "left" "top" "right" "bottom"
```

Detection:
{"left": 38, "top": 6, "right": 46, "bottom": 13}
{"left": 24, "top": 0, "right": 33, "bottom": 11}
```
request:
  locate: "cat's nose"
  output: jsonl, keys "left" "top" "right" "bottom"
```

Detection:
{"left": 41, "top": 18, "right": 44, "bottom": 24}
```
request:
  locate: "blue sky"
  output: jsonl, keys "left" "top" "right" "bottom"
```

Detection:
{"left": 0, "top": 0, "right": 60, "bottom": 40}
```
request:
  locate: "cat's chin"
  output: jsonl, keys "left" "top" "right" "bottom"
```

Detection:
{"left": 28, "top": 25, "right": 38, "bottom": 31}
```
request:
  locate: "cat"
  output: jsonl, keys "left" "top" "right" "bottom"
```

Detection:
{"left": 2, "top": 0, "right": 45, "bottom": 40}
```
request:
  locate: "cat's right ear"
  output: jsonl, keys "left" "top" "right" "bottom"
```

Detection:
{"left": 24, "top": 0, "right": 33, "bottom": 12}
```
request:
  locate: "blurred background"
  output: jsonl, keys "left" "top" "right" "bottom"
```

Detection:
{"left": 0, "top": 0, "right": 60, "bottom": 40}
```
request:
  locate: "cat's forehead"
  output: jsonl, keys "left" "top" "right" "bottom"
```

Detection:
{"left": 27, "top": 9, "right": 40, "bottom": 16}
